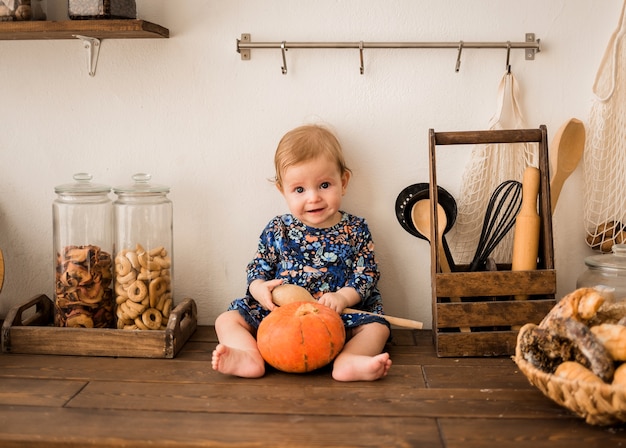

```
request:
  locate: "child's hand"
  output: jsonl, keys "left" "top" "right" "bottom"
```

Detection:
{"left": 318, "top": 293, "right": 345, "bottom": 314}
{"left": 318, "top": 287, "right": 361, "bottom": 314}
{"left": 318, "top": 291, "right": 350, "bottom": 314}
{"left": 249, "top": 279, "right": 283, "bottom": 311}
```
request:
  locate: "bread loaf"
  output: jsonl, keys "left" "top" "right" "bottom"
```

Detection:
{"left": 590, "top": 324, "right": 626, "bottom": 361}
{"left": 555, "top": 361, "right": 605, "bottom": 384}
{"left": 613, "top": 363, "right": 626, "bottom": 387}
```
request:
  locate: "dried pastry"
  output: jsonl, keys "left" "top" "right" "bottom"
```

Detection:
{"left": 590, "top": 324, "right": 626, "bottom": 361}
{"left": 613, "top": 363, "right": 626, "bottom": 387}
{"left": 555, "top": 361, "right": 605, "bottom": 385}
{"left": 517, "top": 323, "right": 586, "bottom": 373}
{"left": 539, "top": 288, "right": 605, "bottom": 328}
{"left": 548, "top": 317, "right": 614, "bottom": 383}
{"left": 588, "top": 301, "right": 626, "bottom": 326}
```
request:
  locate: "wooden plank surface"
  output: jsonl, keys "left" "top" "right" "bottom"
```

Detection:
{"left": 0, "top": 20, "right": 169, "bottom": 40}
{"left": 0, "top": 407, "right": 442, "bottom": 448}
{"left": 435, "top": 331, "right": 519, "bottom": 357}
{"left": 438, "top": 418, "right": 626, "bottom": 448}
{"left": 0, "top": 378, "right": 85, "bottom": 406}
{"left": 436, "top": 299, "right": 556, "bottom": 328}
{"left": 435, "top": 270, "right": 557, "bottom": 297}
{"left": 0, "top": 327, "right": 624, "bottom": 447}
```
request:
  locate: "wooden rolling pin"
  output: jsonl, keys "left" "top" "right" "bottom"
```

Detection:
{"left": 511, "top": 166, "right": 540, "bottom": 300}
{"left": 272, "top": 284, "right": 423, "bottom": 330}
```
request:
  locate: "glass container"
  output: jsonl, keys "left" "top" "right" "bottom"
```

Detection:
{"left": 113, "top": 173, "right": 173, "bottom": 331}
{"left": 31, "top": 0, "right": 47, "bottom": 20}
{"left": 577, "top": 244, "right": 626, "bottom": 301}
{"left": 68, "top": 0, "right": 136, "bottom": 19}
{"left": 53, "top": 173, "right": 115, "bottom": 328}
{"left": 0, "top": 0, "right": 46, "bottom": 20}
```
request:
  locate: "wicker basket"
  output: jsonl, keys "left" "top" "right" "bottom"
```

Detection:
{"left": 513, "top": 323, "right": 626, "bottom": 426}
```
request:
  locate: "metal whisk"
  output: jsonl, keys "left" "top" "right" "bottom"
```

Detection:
{"left": 468, "top": 180, "right": 523, "bottom": 271}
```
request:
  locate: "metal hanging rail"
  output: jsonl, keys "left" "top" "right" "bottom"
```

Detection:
{"left": 237, "top": 33, "right": 541, "bottom": 75}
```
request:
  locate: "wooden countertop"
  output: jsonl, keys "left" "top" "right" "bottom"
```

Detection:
{"left": 0, "top": 327, "right": 624, "bottom": 447}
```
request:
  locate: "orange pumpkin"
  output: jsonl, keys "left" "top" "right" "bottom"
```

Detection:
{"left": 257, "top": 301, "right": 346, "bottom": 373}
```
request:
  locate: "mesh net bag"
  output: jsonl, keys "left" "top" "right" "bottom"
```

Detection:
{"left": 448, "top": 72, "right": 538, "bottom": 265}
{"left": 583, "top": 1, "right": 626, "bottom": 253}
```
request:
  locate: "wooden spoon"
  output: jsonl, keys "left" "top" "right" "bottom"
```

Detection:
{"left": 272, "top": 284, "right": 423, "bottom": 329}
{"left": 411, "top": 200, "right": 451, "bottom": 273}
{"left": 411, "top": 199, "right": 470, "bottom": 332}
{"left": 550, "top": 118, "right": 585, "bottom": 214}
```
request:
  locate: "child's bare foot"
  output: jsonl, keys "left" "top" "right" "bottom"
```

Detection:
{"left": 211, "top": 344, "right": 265, "bottom": 378}
{"left": 331, "top": 352, "right": 392, "bottom": 382}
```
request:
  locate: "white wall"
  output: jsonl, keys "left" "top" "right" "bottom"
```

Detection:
{"left": 0, "top": 0, "right": 620, "bottom": 327}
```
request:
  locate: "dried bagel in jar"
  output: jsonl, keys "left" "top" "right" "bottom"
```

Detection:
{"left": 113, "top": 174, "right": 174, "bottom": 330}
{"left": 114, "top": 244, "right": 172, "bottom": 330}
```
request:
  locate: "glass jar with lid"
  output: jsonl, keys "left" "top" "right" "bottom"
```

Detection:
{"left": 577, "top": 244, "right": 626, "bottom": 301}
{"left": 53, "top": 173, "right": 115, "bottom": 328}
{"left": 113, "top": 173, "right": 173, "bottom": 331}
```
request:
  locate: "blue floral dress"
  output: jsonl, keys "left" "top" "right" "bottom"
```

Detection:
{"left": 228, "top": 212, "right": 388, "bottom": 330}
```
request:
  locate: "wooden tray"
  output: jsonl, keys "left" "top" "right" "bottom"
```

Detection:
{"left": 1, "top": 294, "right": 197, "bottom": 358}
{"left": 428, "top": 127, "right": 557, "bottom": 357}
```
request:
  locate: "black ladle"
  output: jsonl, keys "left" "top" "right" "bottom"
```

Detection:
{"left": 395, "top": 183, "right": 458, "bottom": 269}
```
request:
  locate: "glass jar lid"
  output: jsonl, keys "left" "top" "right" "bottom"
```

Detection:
{"left": 113, "top": 173, "right": 170, "bottom": 195}
{"left": 54, "top": 173, "right": 111, "bottom": 194}
{"left": 584, "top": 244, "right": 626, "bottom": 271}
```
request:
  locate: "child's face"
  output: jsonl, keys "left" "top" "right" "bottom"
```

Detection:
{"left": 278, "top": 156, "right": 350, "bottom": 228}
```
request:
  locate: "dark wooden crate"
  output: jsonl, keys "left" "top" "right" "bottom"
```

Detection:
{"left": 1, "top": 294, "right": 197, "bottom": 358}
{"left": 427, "top": 127, "right": 557, "bottom": 357}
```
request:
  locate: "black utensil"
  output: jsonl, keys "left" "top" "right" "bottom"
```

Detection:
{"left": 468, "top": 180, "right": 522, "bottom": 272}
{"left": 395, "top": 183, "right": 457, "bottom": 239}
{"left": 395, "top": 183, "right": 458, "bottom": 270}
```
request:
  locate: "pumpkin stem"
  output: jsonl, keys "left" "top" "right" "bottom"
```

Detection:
{"left": 295, "top": 302, "right": 320, "bottom": 317}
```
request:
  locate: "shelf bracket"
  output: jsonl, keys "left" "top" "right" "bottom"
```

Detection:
{"left": 74, "top": 35, "right": 101, "bottom": 77}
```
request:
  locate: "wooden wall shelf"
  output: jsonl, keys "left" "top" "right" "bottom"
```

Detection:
{"left": 0, "top": 20, "right": 169, "bottom": 76}
{"left": 0, "top": 20, "right": 169, "bottom": 40}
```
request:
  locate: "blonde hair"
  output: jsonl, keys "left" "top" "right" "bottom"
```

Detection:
{"left": 274, "top": 124, "right": 352, "bottom": 189}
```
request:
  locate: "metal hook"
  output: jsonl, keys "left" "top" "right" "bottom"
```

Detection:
{"left": 280, "top": 41, "right": 288, "bottom": 75}
{"left": 455, "top": 41, "right": 463, "bottom": 72}
{"left": 506, "top": 41, "right": 512, "bottom": 74}
{"left": 359, "top": 41, "right": 364, "bottom": 75}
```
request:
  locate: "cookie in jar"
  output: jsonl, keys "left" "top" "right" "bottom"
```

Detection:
{"left": 113, "top": 174, "right": 173, "bottom": 330}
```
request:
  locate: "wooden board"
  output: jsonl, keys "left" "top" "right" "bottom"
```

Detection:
{"left": 2, "top": 328, "right": 622, "bottom": 447}
{"left": 0, "top": 20, "right": 169, "bottom": 40}
{"left": 435, "top": 298, "right": 556, "bottom": 328}
{"left": 435, "top": 269, "right": 556, "bottom": 297}
{"left": 1, "top": 294, "right": 196, "bottom": 358}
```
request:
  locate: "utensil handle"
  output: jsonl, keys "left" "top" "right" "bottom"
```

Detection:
{"left": 343, "top": 308, "right": 423, "bottom": 329}
{"left": 512, "top": 167, "right": 540, "bottom": 300}
{"left": 272, "top": 284, "right": 424, "bottom": 329}
{"left": 549, "top": 173, "right": 566, "bottom": 215}
{"left": 518, "top": 166, "right": 540, "bottom": 217}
